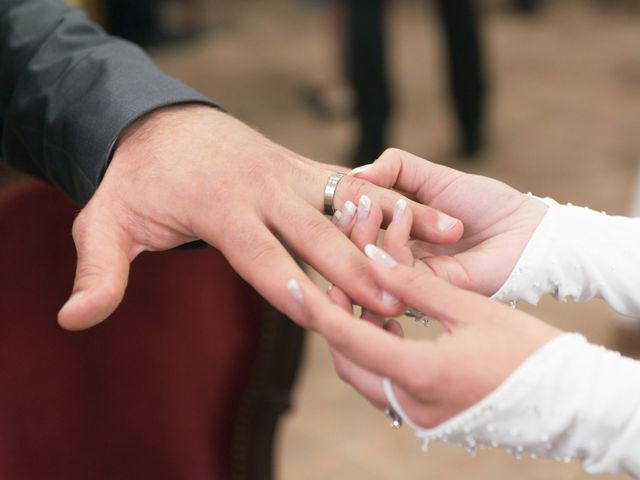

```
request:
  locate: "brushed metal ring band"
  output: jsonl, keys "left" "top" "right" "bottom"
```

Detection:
{"left": 323, "top": 172, "right": 346, "bottom": 216}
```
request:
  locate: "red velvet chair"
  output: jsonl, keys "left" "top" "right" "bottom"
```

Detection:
{"left": 0, "top": 179, "right": 304, "bottom": 479}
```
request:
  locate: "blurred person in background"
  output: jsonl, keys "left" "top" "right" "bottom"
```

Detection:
{"left": 344, "top": 0, "right": 487, "bottom": 166}
{"left": 105, "top": 0, "right": 162, "bottom": 46}
{"left": 170, "top": 0, "right": 209, "bottom": 33}
{"left": 300, "top": 0, "right": 354, "bottom": 120}
{"left": 105, "top": 0, "right": 204, "bottom": 48}
{"left": 513, "top": 0, "right": 542, "bottom": 14}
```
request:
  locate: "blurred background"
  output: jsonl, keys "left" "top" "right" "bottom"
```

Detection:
{"left": 39, "top": 0, "right": 640, "bottom": 478}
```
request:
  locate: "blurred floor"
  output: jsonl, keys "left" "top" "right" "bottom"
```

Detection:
{"left": 151, "top": 0, "right": 640, "bottom": 478}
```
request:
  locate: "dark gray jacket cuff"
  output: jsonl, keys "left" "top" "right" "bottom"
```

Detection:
{"left": 1, "top": 0, "right": 219, "bottom": 205}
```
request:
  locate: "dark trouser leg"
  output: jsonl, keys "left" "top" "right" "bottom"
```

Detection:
{"left": 435, "top": 0, "right": 487, "bottom": 157}
{"left": 105, "top": 0, "right": 159, "bottom": 46}
{"left": 344, "top": 0, "right": 391, "bottom": 167}
{"left": 513, "top": 0, "right": 541, "bottom": 13}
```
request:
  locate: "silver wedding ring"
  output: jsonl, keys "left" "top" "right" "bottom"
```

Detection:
{"left": 384, "top": 407, "right": 403, "bottom": 429}
{"left": 323, "top": 172, "right": 346, "bottom": 216}
{"left": 405, "top": 307, "right": 431, "bottom": 327}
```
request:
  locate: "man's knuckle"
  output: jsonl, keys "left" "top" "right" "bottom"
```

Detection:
{"left": 248, "top": 239, "right": 281, "bottom": 264}
{"left": 302, "top": 216, "right": 335, "bottom": 244}
{"left": 344, "top": 257, "right": 373, "bottom": 290}
{"left": 380, "top": 147, "right": 402, "bottom": 160}
{"left": 75, "top": 262, "right": 103, "bottom": 280}
{"left": 222, "top": 218, "right": 277, "bottom": 263}
{"left": 337, "top": 176, "right": 368, "bottom": 206}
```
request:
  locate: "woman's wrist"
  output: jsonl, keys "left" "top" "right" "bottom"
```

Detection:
{"left": 397, "top": 333, "right": 640, "bottom": 476}
{"left": 493, "top": 198, "right": 640, "bottom": 318}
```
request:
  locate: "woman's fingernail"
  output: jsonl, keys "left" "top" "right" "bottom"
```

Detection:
{"left": 393, "top": 198, "right": 407, "bottom": 222}
{"left": 348, "top": 164, "right": 373, "bottom": 176}
{"left": 382, "top": 291, "right": 399, "bottom": 306}
{"left": 358, "top": 195, "right": 371, "bottom": 223}
{"left": 332, "top": 210, "right": 342, "bottom": 225}
{"left": 326, "top": 283, "right": 334, "bottom": 294}
{"left": 364, "top": 244, "right": 398, "bottom": 268}
{"left": 288, "top": 279, "right": 304, "bottom": 307}
{"left": 437, "top": 213, "right": 458, "bottom": 231}
{"left": 338, "top": 201, "right": 356, "bottom": 228}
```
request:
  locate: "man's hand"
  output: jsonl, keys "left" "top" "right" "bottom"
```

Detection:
{"left": 351, "top": 149, "right": 548, "bottom": 296}
{"left": 57, "top": 106, "right": 463, "bottom": 330}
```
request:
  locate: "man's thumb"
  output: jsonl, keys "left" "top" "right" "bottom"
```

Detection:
{"left": 58, "top": 208, "right": 132, "bottom": 330}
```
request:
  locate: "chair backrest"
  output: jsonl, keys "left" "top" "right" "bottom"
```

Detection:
{"left": 0, "top": 180, "right": 304, "bottom": 479}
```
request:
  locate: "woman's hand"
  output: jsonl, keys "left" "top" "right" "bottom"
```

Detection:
{"left": 290, "top": 197, "right": 559, "bottom": 428}
{"left": 351, "top": 148, "right": 549, "bottom": 297}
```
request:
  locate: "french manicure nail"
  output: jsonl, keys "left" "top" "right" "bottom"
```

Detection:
{"left": 358, "top": 195, "right": 371, "bottom": 223}
{"left": 348, "top": 163, "right": 373, "bottom": 176}
{"left": 288, "top": 279, "right": 304, "bottom": 307}
{"left": 382, "top": 290, "right": 399, "bottom": 306}
{"left": 326, "top": 284, "right": 334, "bottom": 294}
{"left": 437, "top": 213, "right": 458, "bottom": 231}
{"left": 338, "top": 201, "right": 356, "bottom": 228}
{"left": 343, "top": 200, "right": 356, "bottom": 216}
{"left": 332, "top": 210, "right": 342, "bottom": 225}
{"left": 364, "top": 244, "right": 398, "bottom": 268}
{"left": 393, "top": 198, "right": 407, "bottom": 222}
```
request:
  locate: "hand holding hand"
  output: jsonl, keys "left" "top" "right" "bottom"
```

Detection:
{"left": 351, "top": 149, "right": 548, "bottom": 296}
{"left": 290, "top": 197, "right": 559, "bottom": 428}
{"left": 57, "top": 107, "right": 463, "bottom": 330}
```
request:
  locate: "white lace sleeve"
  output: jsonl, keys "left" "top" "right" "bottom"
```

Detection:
{"left": 384, "top": 333, "right": 640, "bottom": 477}
{"left": 492, "top": 197, "right": 640, "bottom": 319}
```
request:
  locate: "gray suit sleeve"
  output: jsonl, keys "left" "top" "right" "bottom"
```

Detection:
{"left": 0, "top": 0, "right": 218, "bottom": 204}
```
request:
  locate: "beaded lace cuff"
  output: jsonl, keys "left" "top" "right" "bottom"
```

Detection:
{"left": 387, "top": 333, "right": 640, "bottom": 476}
{"left": 492, "top": 197, "right": 640, "bottom": 319}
